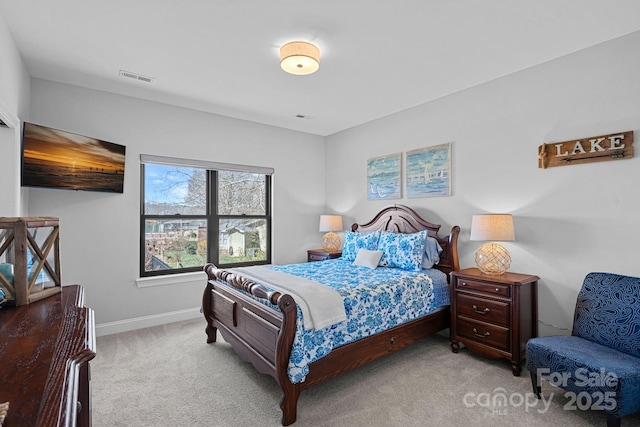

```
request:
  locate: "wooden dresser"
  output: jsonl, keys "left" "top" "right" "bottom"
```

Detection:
{"left": 450, "top": 268, "right": 538, "bottom": 376}
{"left": 0, "top": 285, "right": 95, "bottom": 427}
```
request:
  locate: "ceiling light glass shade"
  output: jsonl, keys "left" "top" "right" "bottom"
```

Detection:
{"left": 280, "top": 41, "right": 320, "bottom": 75}
{"left": 470, "top": 214, "right": 515, "bottom": 275}
{"left": 319, "top": 215, "right": 343, "bottom": 251}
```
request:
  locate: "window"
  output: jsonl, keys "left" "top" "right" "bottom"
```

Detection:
{"left": 140, "top": 155, "right": 272, "bottom": 277}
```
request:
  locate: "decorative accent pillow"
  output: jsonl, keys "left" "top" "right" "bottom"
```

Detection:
{"left": 352, "top": 249, "right": 383, "bottom": 269}
{"left": 377, "top": 231, "right": 427, "bottom": 271}
{"left": 422, "top": 235, "right": 443, "bottom": 269}
{"left": 342, "top": 231, "right": 381, "bottom": 261}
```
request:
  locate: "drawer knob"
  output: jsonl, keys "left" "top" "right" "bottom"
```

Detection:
{"left": 472, "top": 328, "right": 490, "bottom": 338}
{"left": 472, "top": 304, "right": 490, "bottom": 315}
{"left": 495, "top": 288, "right": 500, "bottom": 292}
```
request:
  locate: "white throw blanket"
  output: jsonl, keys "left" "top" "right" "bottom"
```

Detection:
{"left": 230, "top": 266, "right": 347, "bottom": 330}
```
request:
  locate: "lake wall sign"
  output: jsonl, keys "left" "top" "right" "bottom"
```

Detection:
{"left": 538, "top": 131, "right": 634, "bottom": 169}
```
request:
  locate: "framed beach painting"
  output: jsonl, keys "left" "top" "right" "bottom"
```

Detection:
{"left": 367, "top": 153, "right": 401, "bottom": 200}
{"left": 406, "top": 143, "right": 451, "bottom": 198}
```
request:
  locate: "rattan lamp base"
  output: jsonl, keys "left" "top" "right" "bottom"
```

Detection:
{"left": 321, "top": 232, "right": 341, "bottom": 252}
{"left": 475, "top": 242, "right": 511, "bottom": 275}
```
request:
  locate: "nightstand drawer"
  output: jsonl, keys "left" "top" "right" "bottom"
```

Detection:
{"left": 307, "top": 249, "right": 342, "bottom": 262}
{"left": 457, "top": 317, "right": 510, "bottom": 352}
{"left": 456, "top": 293, "right": 510, "bottom": 326}
{"left": 456, "top": 278, "right": 510, "bottom": 297}
{"left": 308, "top": 253, "right": 329, "bottom": 261}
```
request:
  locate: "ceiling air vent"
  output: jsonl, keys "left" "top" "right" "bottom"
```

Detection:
{"left": 119, "top": 70, "right": 154, "bottom": 83}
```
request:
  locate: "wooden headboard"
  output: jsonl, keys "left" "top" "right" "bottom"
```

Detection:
{"left": 351, "top": 204, "right": 460, "bottom": 279}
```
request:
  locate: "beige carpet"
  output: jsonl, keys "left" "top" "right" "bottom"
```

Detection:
{"left": 92, "top": 319, "right": 640, "bottom": 427}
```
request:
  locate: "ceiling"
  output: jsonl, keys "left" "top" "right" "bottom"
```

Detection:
{"left": 2, "top": 1, "right": 640, "bottom": 136}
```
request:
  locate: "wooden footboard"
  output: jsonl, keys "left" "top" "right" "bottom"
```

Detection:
{"left": 202, "top": 263, "right": 300, "bottom": 424}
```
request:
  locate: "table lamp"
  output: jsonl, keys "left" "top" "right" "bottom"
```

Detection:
{"left": 469, "top": 214, "right": 515, "bottom": 275}
{"left": 319, "top": 215, "right": 343, "bottom": 251}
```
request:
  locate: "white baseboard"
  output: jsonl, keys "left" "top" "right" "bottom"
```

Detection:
{"left": 96, "top": 307, "right": 202, "bottom": 337}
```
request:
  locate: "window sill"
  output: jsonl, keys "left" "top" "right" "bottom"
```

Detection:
{"left": 136, "top": 271, "right": 206, "bottom": 288}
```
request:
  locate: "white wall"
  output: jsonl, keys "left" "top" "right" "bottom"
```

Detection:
{"left": 26, "top": 79, "right": 326, "bottom": 330}
{"left": 326, "top": 31, "right": 640, "bottom": 336}
{"left": 0, "top": 13, "right": 30, "bottom": 216}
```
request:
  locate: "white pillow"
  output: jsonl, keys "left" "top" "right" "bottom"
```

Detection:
{"left": 353, "top": 248, "right": 384, "bottom": 269}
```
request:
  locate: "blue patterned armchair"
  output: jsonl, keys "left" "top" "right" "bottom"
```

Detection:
{"left": 526, "top": 272, "right": 640, "bottom": 427}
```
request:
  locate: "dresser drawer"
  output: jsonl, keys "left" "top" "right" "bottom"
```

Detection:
{"left": 457, "top": 317, "right": 510, "bottom": 352}
{"left": 456, "top": 293, "right": 510, "bottom": 326}
{"left": 456, "top": 278, "right": 510, "bottom": 297}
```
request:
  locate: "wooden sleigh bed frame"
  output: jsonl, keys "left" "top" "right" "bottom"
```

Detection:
{"left": 202, "top": 204, "right": 460, "bottom": 425}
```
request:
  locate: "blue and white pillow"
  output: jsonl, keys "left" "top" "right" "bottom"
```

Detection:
{"left": 377, "top": 231, "right": 427, "bottom": 271}
{"left": 342, "top": 230, "right": 381, "bottom": 261}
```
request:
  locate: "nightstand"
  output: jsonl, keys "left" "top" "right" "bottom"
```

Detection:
{"left": 307, "top": 249, "right": 342, "bottom": 262}
{"left": 450, "top": 267, "right": 539, "bottom": 376}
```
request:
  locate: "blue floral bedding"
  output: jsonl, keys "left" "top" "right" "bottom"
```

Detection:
{"left": 217, "top": 258, "right": 450, "bottom": 384}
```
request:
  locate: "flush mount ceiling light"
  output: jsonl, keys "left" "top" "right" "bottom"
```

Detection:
{"left": 280, "top": 41, "right": 320, "bottom": 75}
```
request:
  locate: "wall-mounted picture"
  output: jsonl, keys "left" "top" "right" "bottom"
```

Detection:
{"left": 367, "top": 153, "right": 401, "bottom": 200}
{"left": 21, "top": 122, "right": 126, "bottom": 193}
{"left": 406, "top": 143, "right": 451, "bottom": 198}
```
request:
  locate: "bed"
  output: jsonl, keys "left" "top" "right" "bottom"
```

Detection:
{"left": 202, "top": 204, "right": 460, "bottom": 425}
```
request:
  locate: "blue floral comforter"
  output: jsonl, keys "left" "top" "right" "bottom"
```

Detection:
{"left": 218, "top": 258, "right": 450, "bottom": 383}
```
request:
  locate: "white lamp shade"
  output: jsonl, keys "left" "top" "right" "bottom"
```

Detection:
{"left": 469, "top": 214, "right": 515, "bottom": 242}
{"left": 319, "top": 215, "right": 343, "bottom": 232}
{"left": 470, "top": 214, "right": 515, "bottom": 274}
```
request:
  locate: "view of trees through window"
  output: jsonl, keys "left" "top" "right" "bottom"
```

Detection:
{"left": 142, "top": 163, "right": 270, "bottom": 276}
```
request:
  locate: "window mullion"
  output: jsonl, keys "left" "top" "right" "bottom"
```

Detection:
{"left": 209, "top": 170, "right": 218, "bottom": 266}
